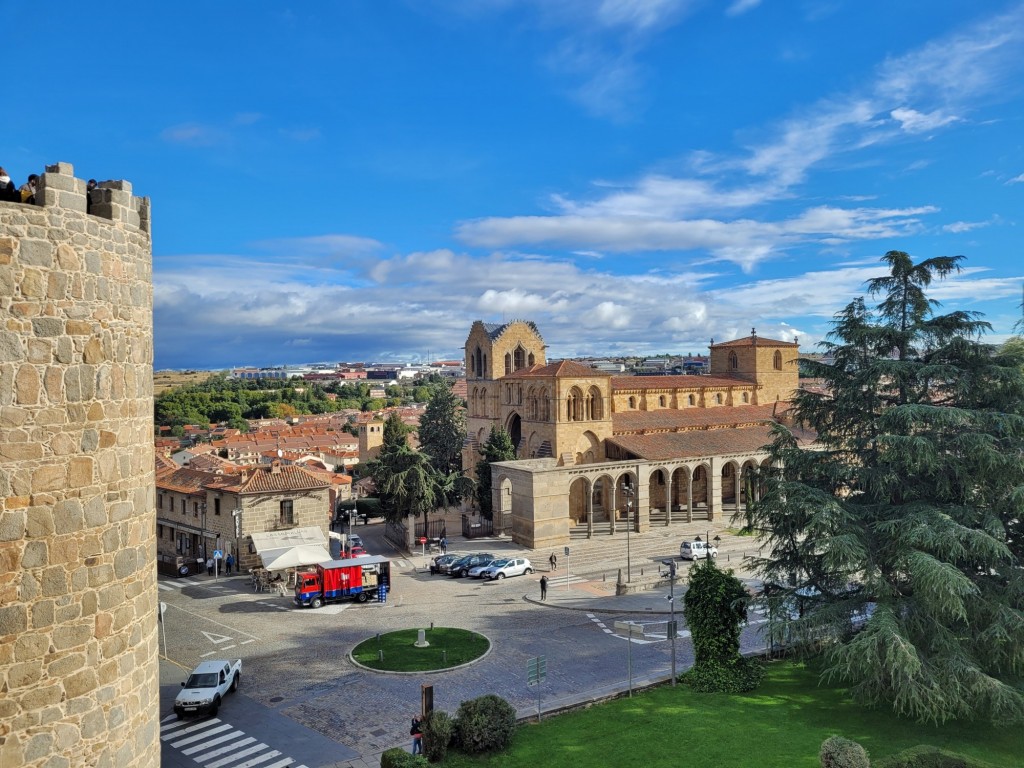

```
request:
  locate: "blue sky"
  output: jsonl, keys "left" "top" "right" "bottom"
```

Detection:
{"left": 4, "top": 1, "right": 1024, "bottom": 370}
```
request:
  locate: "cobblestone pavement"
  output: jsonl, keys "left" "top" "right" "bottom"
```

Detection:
{"left": 158, "top": 522, "right": 769, "bottom": 768}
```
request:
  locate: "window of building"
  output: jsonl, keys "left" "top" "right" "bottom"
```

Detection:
{"left": 157, "top": 524, "right": 164, "bottom": 539}
{"left": 659, "top": 395, "right": 666, "bottom": 407}
{"left": 729, "top": 351, "right": 738, "bottom": 370}
{"left": 629, "top": 396, "right": 636, "bottom": 409}
{"left": 688, "top": 394, "right": 696, "bottom": 406}
{"left": 158, "top": 493, "right": 164, "bottom": 510}
{"left": 180, "top": 498, "right": 185, "bottom": 515}
{"left": 505, "top": 353, "right": 512, "bottom": 375}
{"left": 193, "top": 501, "right": 199, "bottom": 518}
{"left": 214, "top": 498, "right": 221, "bottom": 516}
{"left": 773, "top": 350, "right": 782, "bottom": 370}
{"left": 716, "top": 393, "right": 723, "bottom": 404}
{"left": 742, "top": 392, "right": 749, "bottom": 403}
{"left": 280, "top": 500, "right": 294, "bottom": 526}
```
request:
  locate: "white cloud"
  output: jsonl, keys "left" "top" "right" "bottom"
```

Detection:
{"left": 1006, "top": 173, "right": 1024, "bottom": 185}
{"left": 890, "top": 107, "right": 960, "bottom": 134}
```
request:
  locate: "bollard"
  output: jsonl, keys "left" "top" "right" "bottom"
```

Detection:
{"left": 430, "top": 622, "right": 434, "bottom": 631}
{"left": 378, "top": 650, "right": 384, "bottom": 661}
{"left": 442, "top": 650, "right": 447, "bottom": 664}
{"left": 376, "top": 633, "right": 381, "bottom": 645}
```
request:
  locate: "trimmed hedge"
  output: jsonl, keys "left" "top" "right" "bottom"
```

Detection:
{"left": 380, "top": 747, "right": 429, "bottom": 768}
{"left": 873, "top": 745, "right": 995, "bottom": 768}
{"left": 454, "top": 694, "right": 517, "bottom": 754}
{"left": 820, "top": 736, "right": 870, "bottom": 768}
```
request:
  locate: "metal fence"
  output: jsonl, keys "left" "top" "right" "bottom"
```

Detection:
{"left": 462, "top": 514, "right": 493, "bottom": 539}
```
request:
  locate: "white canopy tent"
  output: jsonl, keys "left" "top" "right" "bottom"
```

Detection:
{"left": 249, "top": 527, "right": 331, "bottom": 573}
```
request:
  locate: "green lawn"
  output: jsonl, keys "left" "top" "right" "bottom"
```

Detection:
{"left": 441, "top": 661, "right": 1021, "bottom": 768}
{"left": 351, "top": 628, "right": 489, "bottom": 671}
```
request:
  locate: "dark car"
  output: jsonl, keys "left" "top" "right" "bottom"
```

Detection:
{"left": 430, "top": 553, "right": 461, "bottom": 575}
{"left": 449, "top": 553, "right": 496, "bottom": 578}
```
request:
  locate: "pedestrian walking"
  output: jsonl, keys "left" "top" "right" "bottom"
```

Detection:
{"left": 410, "top": 714, "right": 423, "bottom": 755}
{"left": 549, "top": 552, "right": 557, "bottom": 571}
{"left": 540, "top": 575, "right": 548, "bottom": 601}
{"left": 440, "top": 536, "right": 448, "bottom": 555}
{"left": 226, "top": 553, "right": 235, "bottom": 574}
{"left": 206, "top": 557, "right": 214, "bottom": 576}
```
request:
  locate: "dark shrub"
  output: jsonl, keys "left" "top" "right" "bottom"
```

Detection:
{"left": 873, "top": 745, "right": 984, "bottom": 768}
{"left": 422, "top": 710, "right": 453, "bottom": 763}
{"left": 820, "top": 736, "right": 870, "bottom": 768}
{"left": 379, "top": 747, "right": 428, "bottom": 768}
{"left": 454, "top": 694, "right": 517, "bottom": 754}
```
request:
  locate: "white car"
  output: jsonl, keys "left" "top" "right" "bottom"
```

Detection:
{"left": 679, "top": 539, "right": 717, "bottom": 560}
{"left": 467, "top": 559, "right": 500, "bottom": 579}
{"left": 482, "top": 557, "right": 533, "bottom": 580}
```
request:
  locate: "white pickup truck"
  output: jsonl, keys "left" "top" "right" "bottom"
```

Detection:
{"left": 174, "top": 659, "right": 241, "bottom": 719}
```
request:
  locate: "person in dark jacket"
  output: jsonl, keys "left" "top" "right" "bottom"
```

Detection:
{"left": 0, "top": 167, "right": 19, "bottom": 202}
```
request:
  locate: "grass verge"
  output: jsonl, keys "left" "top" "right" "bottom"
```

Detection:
{"left": 352, "top": 627, "right": 489, "bottom": 672}
{"left": 440, "top": 660, "right": 1021, "bottom": 768}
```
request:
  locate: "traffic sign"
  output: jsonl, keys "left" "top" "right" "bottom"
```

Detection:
{"left": 213, "top": 549, "right": 223, "bottom": 559}
{"left": 527, "top": 655, "right": 546, "bottom": 686}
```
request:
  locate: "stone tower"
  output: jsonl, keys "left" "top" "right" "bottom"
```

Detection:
{"left": 709, "top": 331, "right": 799, "bottom": 403}
{"left": 0, "top": 163, "right": 159, "bottom": 767}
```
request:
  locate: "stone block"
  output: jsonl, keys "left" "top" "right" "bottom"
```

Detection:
{"left": 63, "top": 667, "right": 99, "bottom": 699}
{"left": 31, "top": 599, "right": 54, "bottom": 629}
{"left": 68, "top": 457, "right": 93, "bottom": 488}
{"left": 65, "top": 320, "right": 93, "bottom": 335}
{"left": 52, "top": 623, "right": 93, "bottom": 651}
{"left": 8, "top": 660, "right": 43, "bottom": 689}
{"left": 0, "top": 511, "right": 27, "bottom": 541}
{"left": 32, "top": 463, "right": 66, "bottom": 493}
{"left": 31, "top": 317, "right": 63, "bottom": 337}
{"left": 14, "top": 364, "right": 40, "bottom": 404}
{"left": 0, "top": 236, "right": 13, "bottom": 263}
{"left": 1, "top": 406, "right": 28, "bottom": 428}
{"left": 41, "top": 566, "right": 68, "bottom": 596}
{"left": 0, "top": 604, "right": 28, "bottom": 637}
{"left": 25, "top": 507, "right": 55, "bottom": 538}
{"left": 0, "top": 442, "right": 43, "bottom": 461}
{"left": 27, "top": 338, "right": 52, "bottom": 364}
{"left": 0, "top": 332, "right": 23, "bottom": 363}
{"left": 16, "top": 239, "right": 53, "bottom": 268}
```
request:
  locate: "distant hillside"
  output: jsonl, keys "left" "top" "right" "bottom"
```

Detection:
{"left": 153, "top": 370, "right": 221, "bottom": 395}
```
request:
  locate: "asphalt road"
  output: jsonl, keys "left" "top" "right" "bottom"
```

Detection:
{"left": 157, "top": 523, "right": 771, "bottom": 768}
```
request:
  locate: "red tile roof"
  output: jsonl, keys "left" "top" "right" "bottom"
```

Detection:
{"left": 612, "top": 403, "right": 788, "bottom": 432}
{"left": 515, "top": 360, "right": 609, "bottom": 379}
{"left": 156, "top": 467, "right": 216, "bottom": 494}
{"left": 607, "top": 423, "right": 815, "bottom": 461}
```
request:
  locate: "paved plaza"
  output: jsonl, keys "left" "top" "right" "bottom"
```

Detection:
{"left": 158, "top": 521, "right": 770, "bottom": 768}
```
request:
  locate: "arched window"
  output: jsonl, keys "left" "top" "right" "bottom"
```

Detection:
{"left": 716, "top": 393, "right": 723, "bottom": 405}
{"left": 474, "top": 347, "right": 483, "bottom": 379}
{"left": 773, "top": 350, "right": 782, "bottom": 370}
{"left": 528, "top": 352, "right": 535, "bottom": 367}
{"left": 659, "top": 395, "right": 666, "bottom": 407}
{"left": 629, "top": 396, "right": 636, "bottom": 409}
{"left": 587, "top": 386, "right": 603, "bottom": 420}
{"left": 514, "top": 346, "right": 526, "bottom": 371}
{"left": 505, "top": 353, "right": 512, "bottom": 375}
{"left": 742, "top": 392, "right": 749, "bottom": 404}
{"left": 729, "top": 351, "right": 738, "bottom": 370}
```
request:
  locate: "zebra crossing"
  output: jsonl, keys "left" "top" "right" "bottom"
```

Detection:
{"left": 159, "top": 578, "right": 234, "bottom": 592}
{"left": 160, "top": 714, "right": 308, "bottom": 768}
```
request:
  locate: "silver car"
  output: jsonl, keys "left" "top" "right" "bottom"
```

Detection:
{"left": 467, "top": 559, "right": 500, "bottom": 579}
{"left": 482, "top": 557, "right": 533, "bottom": 580}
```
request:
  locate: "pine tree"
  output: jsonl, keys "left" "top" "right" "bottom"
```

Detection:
{"left": 753, "top": 251, "right": 1024, "bottom": 724}
{"left": 475, "top": 427, "right": 515, "bottom": 519}
{"left": 367, "top": 412, "right": 412, "bottom": 521}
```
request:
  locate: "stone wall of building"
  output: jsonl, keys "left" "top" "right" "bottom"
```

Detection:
{"left": 0, "top": 163, "right": 158, "bottom": 768}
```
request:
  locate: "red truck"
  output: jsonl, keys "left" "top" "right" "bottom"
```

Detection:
{"left": 294, "top": 555, "right": 391, "bottom": 608}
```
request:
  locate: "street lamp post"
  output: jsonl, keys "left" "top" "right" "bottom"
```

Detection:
{"left": 231, "top": 508, "right": 242, "bottom": 572}
{"left": 663, "top": 560, "right": 678, "bottom": 686}
{"left": 622, "top": 485, "right": 634, "bottom": 583}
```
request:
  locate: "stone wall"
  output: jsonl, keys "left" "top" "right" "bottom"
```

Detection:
{"left": 0, "top": 163, "right": 158, "bottom": 768}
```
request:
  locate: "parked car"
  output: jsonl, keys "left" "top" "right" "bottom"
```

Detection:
{"left": 430, "top": 553, "right": 461, "bottom": 575}
{"left": 467, "top": 559, "right": 501, "bottom": 579}
{"left": 482, "top": 557, "right": 533, "bottom": 580}
{"left": 449, "top": 553, "right": 496, "bottom": 578}
{"left": 346, "top": 534, "right": 363, "bottom": 549}
{"left": 679, "top": 539, "right": 717, "bottom": 560}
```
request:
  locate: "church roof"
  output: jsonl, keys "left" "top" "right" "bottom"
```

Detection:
{"left": 477, "top": 319, "right": 543, "bottom": 341}
{"left": 711, "top": 334, "right": 797, "bottom": 348}
{"left": 606, "top": 422, "right": 815, "bottom": 461}
{"left": 612, "top": 403, "right": 785, "bottom": 432}
{"left": 515, "top": 359, "right": 607, "bottom": 379}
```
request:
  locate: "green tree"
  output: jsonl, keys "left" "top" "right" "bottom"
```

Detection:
{"left": 417, "top": 381, "right": 466, "bottom": 477}
{"left": 379, "top": 449, "right": 438, "bottom": 528}
{"left": 752, "top": 251, "right": 1024, "bottom": 724}
{"left": 367, "top": 412, "right": 413, "bottom": 519}
{"left": 681, "top": 557, "right": 763, "bottom": 692}
{"left": 475, "top": 427, "right": 515, "bottom": 519}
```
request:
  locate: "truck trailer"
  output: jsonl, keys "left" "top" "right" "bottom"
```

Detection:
{"left": 294, "top": 555, "right": 391, "bottom": 608}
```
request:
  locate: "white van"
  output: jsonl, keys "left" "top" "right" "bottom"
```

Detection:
{"left": 679, "top": 539, "right": 718, "bottom": 560}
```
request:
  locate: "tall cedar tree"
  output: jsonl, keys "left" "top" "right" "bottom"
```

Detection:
{"left": 367, "top": 412, "right": 412, "bottom": 522}
{"left": 753, "top": 251, "right": 1024, "bottom": 724}
{"left": 475, "top": 427, "right": 515, "bottom": 519}
{"left": 417, "top": 381, "right": 467, "bottom": 477}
